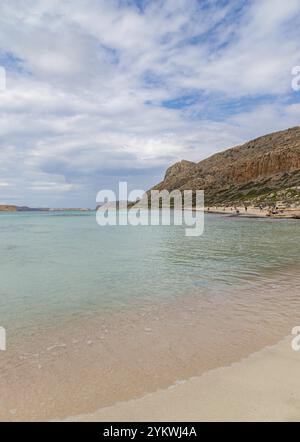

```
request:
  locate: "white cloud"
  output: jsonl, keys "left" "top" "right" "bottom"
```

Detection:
{"left": 0, "top": 0, "right": 299, "bottom": 207}
{"left": 30, "top": 181, "right": 77, "bottom": 192}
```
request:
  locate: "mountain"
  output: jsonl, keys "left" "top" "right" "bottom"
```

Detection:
{"left": 151, "top": 127, "right": 300, "bottom": 207}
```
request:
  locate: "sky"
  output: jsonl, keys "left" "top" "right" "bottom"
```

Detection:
{"left": 0, "top": 0, "right": 300, "bottom": 208}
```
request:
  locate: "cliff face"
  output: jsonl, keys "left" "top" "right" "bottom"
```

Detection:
{"left": 152, "top": 127, "right": 300, "bottom": 206}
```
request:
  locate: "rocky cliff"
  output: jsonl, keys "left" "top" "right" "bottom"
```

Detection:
{"left": 152, "top": 127, "right": 300, "bottom": 206}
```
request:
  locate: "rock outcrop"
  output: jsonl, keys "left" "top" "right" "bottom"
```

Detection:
{"left": 151, "top": 127, "right": 300, "bottom": 206}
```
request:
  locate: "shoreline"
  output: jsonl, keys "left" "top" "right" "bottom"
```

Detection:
{"left": 2, "top": 263, "right": 299, "bottom": 421}
{"left": 66, "top": 335, "right": 300, "bottom": 422}
{"left": 1, "top": 215, "right": 299, "bottom": 421}
{"left": 204, "top": 205, "right": 300, "bottom": 219}
{"left": 1, "top": 206, "right": 299, "bottom": 219}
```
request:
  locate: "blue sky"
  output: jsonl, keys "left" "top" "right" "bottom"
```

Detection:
{"left": 0, "top": 0, "right": 300, "bottom": 208}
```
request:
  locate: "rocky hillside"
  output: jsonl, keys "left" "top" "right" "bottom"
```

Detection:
{"left": 0, "top": 205, "right": 18, "bottom": 211}
{"left": 151, "top": 127, "right": 300, "bottom": 207}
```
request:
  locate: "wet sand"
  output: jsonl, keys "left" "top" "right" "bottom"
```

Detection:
{"left": 67, "top": 336, "right": 300, "bottom": 422}
{"left": 1, "top": 213, "right": 299, "bottom": 421}
{"left": 1, "top": 275, "right": 300, "bottom": 421}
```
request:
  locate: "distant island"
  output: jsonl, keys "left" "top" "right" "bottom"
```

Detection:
{"left": 0, "top": 206, "right": 92, "bottom": 212}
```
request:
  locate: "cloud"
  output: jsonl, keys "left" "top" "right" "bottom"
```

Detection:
{"left": 0, "top": 0, "right": 299, "bottom": 207}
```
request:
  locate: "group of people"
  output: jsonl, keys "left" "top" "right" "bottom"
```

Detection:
{"left": 206, "top": 204, "right": 282, "bottom": 217}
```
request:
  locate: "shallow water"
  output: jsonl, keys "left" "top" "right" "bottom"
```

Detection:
{"left": 0, "top": 211, "right": 299, "bottom": 420}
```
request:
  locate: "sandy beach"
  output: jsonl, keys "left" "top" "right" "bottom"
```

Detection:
{"left": 1, "top": 214, "right": 299, "bottom": 421}
{"left": 66, "top": 335, "right": 300, "bottom": 422}
{"left": 205, "top": 205, "right": 300, "bottom": 219}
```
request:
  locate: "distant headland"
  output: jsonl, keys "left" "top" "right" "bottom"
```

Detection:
{"left": 0, "top": 205, "right": 92, "bottom": 212}
{"left": 150, "top": 126, "right": 300, "bottom": 218}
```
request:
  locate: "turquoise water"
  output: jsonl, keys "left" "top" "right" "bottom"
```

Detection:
{"left": 1, "top": 211, "right": 300, "bottom": 420}
{"left": 0, "top": 211, "right": 299, "bottom": 331}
